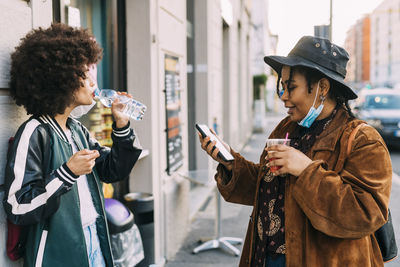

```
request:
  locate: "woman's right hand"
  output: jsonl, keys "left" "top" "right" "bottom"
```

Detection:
{"left": 66, "top": 149, "right": 100, "bottom": 176}
{"left": 197, "top": 129, "right": 233, "bottom": 171}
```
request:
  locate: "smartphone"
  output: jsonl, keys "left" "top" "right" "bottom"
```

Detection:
{"left": 196, "top": 124, "right": 234, "bottom": 162}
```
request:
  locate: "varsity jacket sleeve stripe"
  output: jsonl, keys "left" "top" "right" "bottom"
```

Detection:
{"left": 85, "top": 121, "right": 142, "bottom": 183}
{"left": 5, "top": 119, "right": 77, "bottom": 225}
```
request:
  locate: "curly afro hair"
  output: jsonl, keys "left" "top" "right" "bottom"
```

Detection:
{"left": 9, "top": 23, "right": 103, "bottom": 117}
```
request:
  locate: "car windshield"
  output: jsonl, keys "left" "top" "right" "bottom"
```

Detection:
{"left": 364, "top": 94, "right": 400, "bottom": 109}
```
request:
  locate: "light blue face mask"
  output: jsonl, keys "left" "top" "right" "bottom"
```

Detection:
{"left": 298, "top": 83, "right": 325, "bottom": 128}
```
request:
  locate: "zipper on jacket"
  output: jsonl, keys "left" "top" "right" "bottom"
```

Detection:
{"left": 68, "top": 130, "right": 99, "bottom": 266}
{"left": 70, "top": 131, "right": 85, "bottom": 151}
{"left": 71, "top": 128, "right": 114, "bottom": 265}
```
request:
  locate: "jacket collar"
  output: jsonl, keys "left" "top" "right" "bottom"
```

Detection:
{"left": 37, "top": 115, "right": 69, "bottom": 143}
{"left": 279, "top": 106, "right": 353, "bottom": 153}
{"left": 311, "top": 107, "right": 352, "bottom": 152}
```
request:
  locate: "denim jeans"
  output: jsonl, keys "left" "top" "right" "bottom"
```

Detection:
{"left": 265, "top": 253, "right": 285, "bottom": 267}
{"left": 83, "top": 223, "right": 106, "bottom": 267}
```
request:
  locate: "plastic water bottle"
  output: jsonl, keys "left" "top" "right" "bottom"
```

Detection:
{"left": 94, "top": 88, "right": 147, "bottom": 120}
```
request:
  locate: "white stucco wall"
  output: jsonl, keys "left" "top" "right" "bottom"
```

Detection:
{"left": 158, "top": 0, "right": 189, "bottom": 260}
{"left": 0, "top": 97, "right": 28, "bottom": 267}
{"left": 0, "top": 1, "right": 31, "bottom": 89}
{"left": 126, "top": 0, "right": 189, "bottom": 263}
{"left": 0, "top": 1, "right": 52, "bottom": 266}
{"left": 195, "top": 0, "right": 253, "bottom": 154}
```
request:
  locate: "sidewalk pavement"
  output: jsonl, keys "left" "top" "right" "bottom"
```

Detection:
{"left": 165, "top": 112, "right": 285, "bottom": 267}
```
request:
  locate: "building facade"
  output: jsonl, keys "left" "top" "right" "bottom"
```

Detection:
{"left": 370, "top": 0, "right": 400, "bottom": 88}
{"left": 362, "top": 16, "right": 371, "bottom": 83}
{"left": 0, "top": 1, "right": 52, "bottom": 266}
{"left": 344, "top": 15, "right": 371, "bottom": 89}
{"left": 250, "top": 0, "right": 278, "bottom": 115}
{"left": 344, "top": 25, "right": 357, "bottom": 84}
{"left": 0, "top": 0, "right": 254, "bottom": 266}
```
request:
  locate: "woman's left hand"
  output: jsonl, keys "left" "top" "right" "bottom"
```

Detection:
{"left": 111, "top": 92, "right": 131, "bottom": 128}
{"left": 265, "top": 145, "right": 313, "bottom": 176}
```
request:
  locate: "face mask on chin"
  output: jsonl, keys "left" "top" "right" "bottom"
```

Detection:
{"left": 70, "top": 100, "right": 96, "bottom": 119}
{"left": 70, "top": 66, "right": 98, "bottom": 119}
{"left": 297, "top": 82, "right": 325, "bottom": 128}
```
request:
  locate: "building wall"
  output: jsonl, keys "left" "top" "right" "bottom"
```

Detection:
{"left": 226, "top": 0, "right": 253, "bottom": 150}
{"left": 344, "top": 15, "right": 371, "bottom": 88}
{"left": 193, "top": 0, "right": 253, "bottom": 165}
{"left": 158, "top": 0, "right": 190, "bottom": 260}
{"left": 237, "top": 1, "right": 253, "bottom": 145}
{"left": 0, "top": 1, "right": 52, "bottom": 266}
{"left": 221, "top": 1, "right": 241, "bottom": 148}
{"left": 355, "top": 21, "right": 363, "bottom": 83}
{"left": 125, "top": 0, "right": 189, "bottom": 262}
{"left": 251, "top": 0, "right": 269, "bottom": 75}
{"left": 148, "top": 0, "right": 253, "bottom": 261}
{"left": 344, "top": 18, "right": 364, "bottom": 87}
{"left": 344, "top": 16, "right": 372, "bottom": 88}
{"left": 250, "top": 0, "right": 278, "bottom": 112}
{"left": 203, "top": 0, "right": 225, "bottom": 163}
{"left": 344, "top": 26, "right": 357, "bottom": 83}
{"left": 362, "top": 16, "right": 371, "bottom": 82}
{"left": 370, "top": 0, "right": 400, "bottom": 87}
{"left": 0, "top": 98, "right": 27, "bottom": 267}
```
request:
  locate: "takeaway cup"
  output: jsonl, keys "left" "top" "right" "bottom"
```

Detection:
{"left": 266, "top": 139, "right": 290, "bottom": 173}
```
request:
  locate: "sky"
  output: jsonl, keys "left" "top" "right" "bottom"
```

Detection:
{"left": 268, "top": 0, "right": 384, "bottom": 55}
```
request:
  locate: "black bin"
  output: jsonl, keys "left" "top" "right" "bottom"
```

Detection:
{"left": 124, "top": 192, "right": 154, "bottom": 267}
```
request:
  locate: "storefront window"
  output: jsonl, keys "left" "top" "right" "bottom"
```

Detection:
{"left": 53, "top": 0, "right": 126, "bottom": 147}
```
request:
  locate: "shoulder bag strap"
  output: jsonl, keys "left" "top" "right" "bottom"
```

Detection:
{"left": 346, "top": 123, "right": 366, "bottom": 156}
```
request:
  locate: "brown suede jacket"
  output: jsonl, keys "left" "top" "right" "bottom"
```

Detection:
{"left": 215, "top": 107, "right": 392, "bottom": 267}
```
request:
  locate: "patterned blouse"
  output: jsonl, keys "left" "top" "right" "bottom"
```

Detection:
{"left": 251, "top": 107, "right": 338, "bottom": 267}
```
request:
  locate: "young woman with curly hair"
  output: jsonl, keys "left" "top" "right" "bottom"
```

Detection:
{"left": 3, "top": 23, "right": 142, "bottom": 267}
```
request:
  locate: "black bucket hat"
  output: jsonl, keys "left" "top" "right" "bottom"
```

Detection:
{"left": 264, "top": 36, "right": 357, "bottom": 100}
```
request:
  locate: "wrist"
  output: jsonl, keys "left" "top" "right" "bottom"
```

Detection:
{"left": 115, "top": 119, "right": 129, "bottom": 129}
{"left": 65, "top": 162, "right": 79, "bottom": 177}
{"left": 112, "top": 121, "right": 131, "bottom": 138}
{"left": 57, "top": 163, "right": 79, "bottom": 187}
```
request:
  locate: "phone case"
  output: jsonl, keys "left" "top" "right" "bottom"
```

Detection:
{"left": 196, "top": 124, "right": 234, "bottom": 162}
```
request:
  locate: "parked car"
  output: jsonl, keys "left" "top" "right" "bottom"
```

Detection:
{"left": 353, "top": 88, "right": 400, "bottom": 147}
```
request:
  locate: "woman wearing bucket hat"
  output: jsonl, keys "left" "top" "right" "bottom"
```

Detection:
{"left": 198, "top": 36, "right": 392, "bottom": 267}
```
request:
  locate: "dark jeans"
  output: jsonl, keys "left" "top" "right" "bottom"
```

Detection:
{"left": 265, "top": 253, "right": 285, "bottom": 267}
